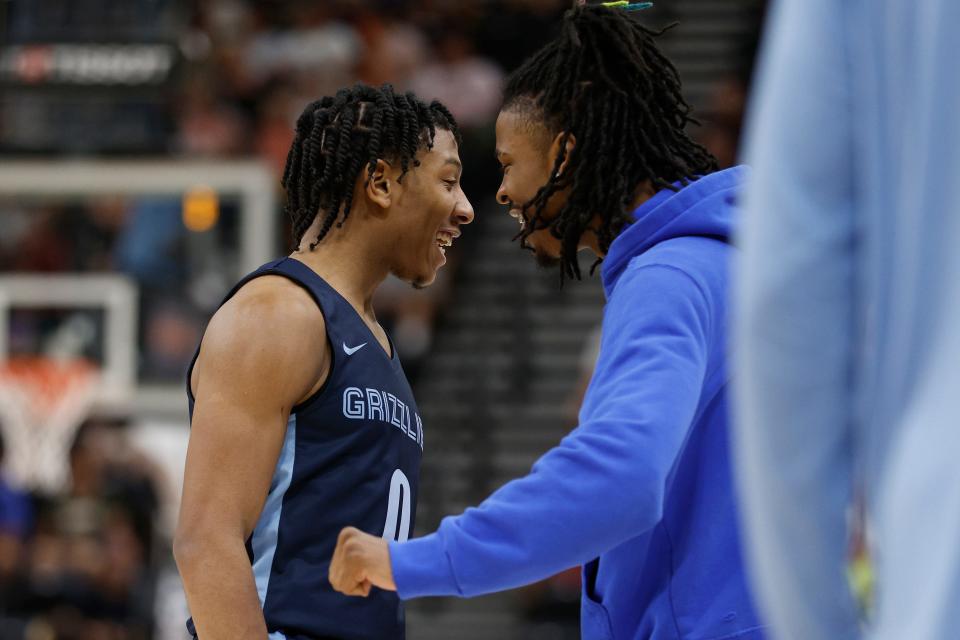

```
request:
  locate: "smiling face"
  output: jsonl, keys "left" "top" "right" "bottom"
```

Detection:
{"left": 384, "top": 128, "right": 474, "bottom": 288}
{"left": 495, "top": 107, "right": 571, "bottom": 268}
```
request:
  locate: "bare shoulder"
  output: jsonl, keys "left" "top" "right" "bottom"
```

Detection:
{"left": 195, "top": 275, "right": 330, "bottom": 410}
{"left": 222, "top": 275, "right": 323, "bottom": 327}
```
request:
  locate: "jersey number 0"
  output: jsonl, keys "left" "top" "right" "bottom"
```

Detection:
{"left": 381, "top": 468, "right": 411, "bottom": 542}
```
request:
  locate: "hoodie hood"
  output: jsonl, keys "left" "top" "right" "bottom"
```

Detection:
{"left": 601, "top": 165, "right": 748, "bottom": 297}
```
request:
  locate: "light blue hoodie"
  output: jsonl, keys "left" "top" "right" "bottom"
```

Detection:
{"left": 391, "top": 166, "right": 763, "bottom": 639}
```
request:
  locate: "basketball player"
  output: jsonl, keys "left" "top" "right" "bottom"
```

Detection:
{"left": 173, "top": 84, "right": 473, "bottom": 640}
{"left": 329, "top": 5, "right": 764, "bottom": 639}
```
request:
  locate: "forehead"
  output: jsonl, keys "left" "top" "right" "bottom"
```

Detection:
{"left": 495, "top": 108, "right": 551, "bottom": 152}
{"left": 419, "top": 128, "right": 460, "bottom": 166}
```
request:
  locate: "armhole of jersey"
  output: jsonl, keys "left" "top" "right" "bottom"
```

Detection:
{"left": 291, "top": 327, "right": 335, "bottom": 414}
{"left": 185, "top": 270, "right": 338, "bottom": 414}
{"left": 261, "top": 272, "right": 337, "bottom": 414}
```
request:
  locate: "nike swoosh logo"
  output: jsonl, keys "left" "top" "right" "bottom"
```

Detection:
{"left": 343, "top": 342, "right": 368, "bottom": 356}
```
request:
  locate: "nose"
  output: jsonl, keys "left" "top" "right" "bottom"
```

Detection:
{"left": 454, "top": 190, "right": 475, "bottom": 226}
{"left": 496, "top": 180, "right": 510, "bottom": 206}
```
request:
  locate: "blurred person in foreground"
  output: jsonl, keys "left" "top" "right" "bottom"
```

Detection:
{"left": 174, "top": 84, "right": 473, "bottom": 640}
{"left": 329, "top": 4, "right": 764, "bottom": 638}
{"left": 733, "top": 1, "right": 960, "bottom": 639}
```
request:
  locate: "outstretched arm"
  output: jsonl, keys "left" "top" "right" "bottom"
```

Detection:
{"left": 331, "top": 264, "right": 710, "bottom": 599}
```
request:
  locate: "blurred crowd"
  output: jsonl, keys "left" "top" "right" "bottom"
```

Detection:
{"left": 173, "top": 0, "right": 560, "bottom": 176}
{"left": 0, "top": 419, "right": 165, "bottom": 640}
{"left": 0, "top": 0, "right": 581, "bottom": 388}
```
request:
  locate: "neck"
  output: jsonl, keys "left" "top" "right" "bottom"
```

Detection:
{"left": 290, "top": 215, "right": 389, "bottom": 319}
{"left": 578, "top": 181, "right": 657, "bottom": 258}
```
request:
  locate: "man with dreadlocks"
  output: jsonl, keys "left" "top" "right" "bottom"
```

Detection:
{"left": 329, "top": 3, "right": 763, "bottom": 639}
{"left": 174, "top": 83, "right": 473, "bottom": 640}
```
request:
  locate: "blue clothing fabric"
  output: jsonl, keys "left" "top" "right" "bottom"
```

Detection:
{"left": 734, "top": 1, "right": 960, "bottom": 639}
{"left": 391, "top": 167, "right": 763, "bottom": 639}
{"left": 186, "top": 257, "right": 423, "bottom": 640}
{"left": 0, "top": 477, "right": 31, "bottom": 538}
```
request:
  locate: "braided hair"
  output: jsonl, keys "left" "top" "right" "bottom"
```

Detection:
{"left": 502, "top": 3, "right": 718, "bottom": 280}
{"left": 282, "top": 83, "right": 460, "bottom": 249}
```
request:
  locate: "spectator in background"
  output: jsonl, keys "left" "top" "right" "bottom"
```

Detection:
{"left": 67, "top": 418, "right": 163, "bottom": 561}
{"left": 7, "top": 210, "right": 72, "bottom": 273}
{"left": 0, "top": 417, "right": 164, "bottom": 640}
{"left": 244, "top": 3, "right": 361, "bottom": 98}
{"left": 114, "top": 199, "right": 185, "bottom": 290}
{"left": 354, "top": 10, "right": 428, "bottom": 89}
{"left": 53, "top": 198, "right": 129, "bottom": 276}
{"left": 54, "top": 418, "right": 161, "bottom": 639}
{"left": 253, "top": 79, "right": 300, "bottom": 178}
{"left": 176, "top": 71, "right": 249, "bottom": 157}
{"left": 3, "top": 203, "right": 127, "bottom": 274}
{"left": 734, "top": 1, "right": 960, "bottom": 638}
{"left": 409, "top": 28, "right": 504, "bottom": 129}
{"left": 142, "top": 299, "right": 205, "bottom": 382}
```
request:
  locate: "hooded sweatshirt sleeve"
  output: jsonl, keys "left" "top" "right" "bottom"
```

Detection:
{"left": 390, "top": 262, "right": 711, "bottom": 598}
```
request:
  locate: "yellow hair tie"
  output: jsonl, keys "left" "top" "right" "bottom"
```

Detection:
{"left": 600, "top": 1, "right": 654, "bottom": 10}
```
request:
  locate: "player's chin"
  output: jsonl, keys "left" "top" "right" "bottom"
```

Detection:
{"left": 396, "top": 245, "right": 446, "bottom": 289}
{"left": 410, "top": 258, "right": 442, "bottom": 290}
{"left": 534, "top": 250, "right": 561, "bottom": 269}
{"left": 410, "top": 270, "right": 437, "bottom": 290}
{"left": 527, "top": 236, "right": 561, "bottom": 269}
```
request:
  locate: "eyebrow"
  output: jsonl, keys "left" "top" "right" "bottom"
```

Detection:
{"left": 444, "top": 158, "right": 463, "bottom": 174}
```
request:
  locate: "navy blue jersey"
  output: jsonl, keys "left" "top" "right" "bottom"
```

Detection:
{"left": 185, "top": 257, "right": 423, "bottom": 640}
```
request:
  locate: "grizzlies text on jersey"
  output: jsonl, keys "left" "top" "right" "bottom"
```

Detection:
{"left": 186, "top": 257, "right": 423, "bottom": 639}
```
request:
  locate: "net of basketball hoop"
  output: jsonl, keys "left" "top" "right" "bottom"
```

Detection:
{"left": 0, "top": 357, "right": 100, "bottom": 492}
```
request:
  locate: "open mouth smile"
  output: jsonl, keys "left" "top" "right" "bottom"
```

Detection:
{"left": 436, "top": 229, "right": 457, "bottom": 256}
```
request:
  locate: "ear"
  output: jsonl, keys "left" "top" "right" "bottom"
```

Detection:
{"left": 549, "top": 132, "right": 577, "bottom": 178}
{"left": 364, "top": 159, "right": 393, "bottom": 210}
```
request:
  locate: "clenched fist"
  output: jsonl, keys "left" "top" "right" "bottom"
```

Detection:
{"left": 328, "top": 527, "right": 397, "bottom": 596}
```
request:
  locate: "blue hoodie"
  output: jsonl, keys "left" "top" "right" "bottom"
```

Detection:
{"left": 390, "top": 166, "right": 762, "bottom": 639}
